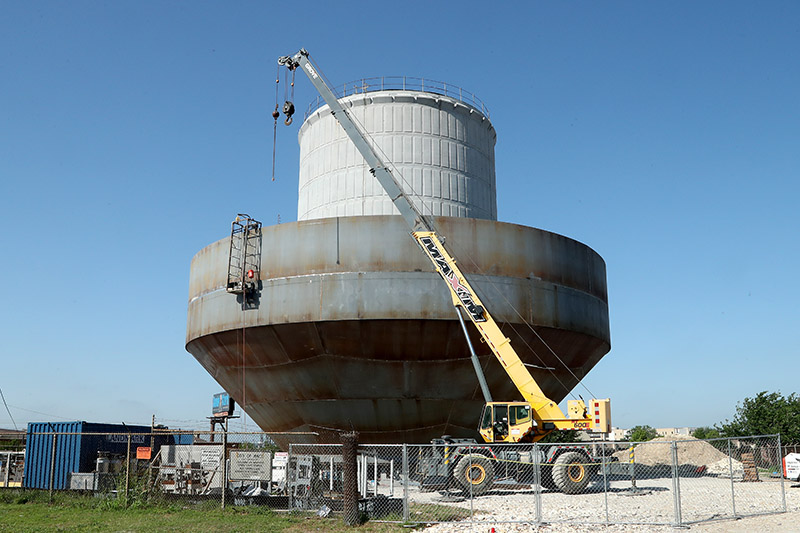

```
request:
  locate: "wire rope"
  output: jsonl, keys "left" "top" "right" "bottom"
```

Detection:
{"left": 272, "top": 65, "right": 280, "bottom": 181}
{"left": 296, "top": 55, "right": 598, "bottom": 402}
{"left": 445, "top": 236, "right": 598, "bottom": 400}
{"left": 0, "top": 387, "right": 17, "bottom": 430}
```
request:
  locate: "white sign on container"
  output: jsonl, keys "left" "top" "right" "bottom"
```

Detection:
{"left": 229, "top": 450, "right": 272, "bottom": 481}
{"left": 201, "top": 448, "right": 222, "bottom": 470}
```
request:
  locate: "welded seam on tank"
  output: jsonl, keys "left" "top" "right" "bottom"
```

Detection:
{"left": 301, "top": 421, "right": 472, "bottom": 435}
{"left": 214, "top": 353, "right": 482, "bottom": 370}
{"left": 188, "top": 275, "right": 609, "bottom": 334}
{"left": 187, "top": 271, "right": 599, "bottom": 305}
{"left": 187, "top": 273, "right": 519, "bottom": 314}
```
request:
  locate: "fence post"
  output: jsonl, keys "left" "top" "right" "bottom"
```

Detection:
{"left": 779, "top": 434, "right": 787, "bottom": 512}
{"left": 468, "top": 446, "right": 474, "bottom": 517}
{"left": 148, "top": 416, "right": 155, "bottom": 499}
{"left": 373, "top": 454, "right": 378, "bottom": 496}
{"left": 221, "top": 425, "right": 227, "bottom": 509}
{"left": 601, "top": 443, "right": 609, "bottom": 524}
{"left": 125, "top": 432, "right": 132, "bottom": 506}
{"left": 728, "top": 438, "right": 737, "bottom": 517}
{"left": 287, "top": 443, "right": 293, "bottom": 512}
{"left": 670, "top": 441, "right": 682, "bottom": 526}
{"left": 402, "top": 443, "right": 409, "bottom": 523}
{"left": 49, "top": 432, "right": 57, "bottom": 502}
{"left": 330, "top": 456, "right": 335, "bottom": 492}
{"left": 3, "top": 451, "right": 10, "bottom": 487}
{"left": 533, "top": 442, "right": 541, "bottom": 525}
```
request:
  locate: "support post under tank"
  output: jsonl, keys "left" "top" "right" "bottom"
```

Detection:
{"left": 341, "top": 432, "right": 359, "bottom": 526}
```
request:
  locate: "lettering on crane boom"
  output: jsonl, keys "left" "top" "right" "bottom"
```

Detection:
{"left": 419, "top": 236, "right": 486, "bottom": 322}
{"left": 304, "top": 62, "right": 319, "bottom": 80}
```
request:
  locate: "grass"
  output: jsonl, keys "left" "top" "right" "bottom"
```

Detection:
{"left": 0, "top": 490, "right": 441, "bottom": 532}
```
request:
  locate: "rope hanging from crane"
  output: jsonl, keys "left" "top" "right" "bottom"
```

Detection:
{"left": 282, "top": 63, "right": 296, "bottom": 125}
{"left": 271, "top": 65, "right": 280, "bottom": 182}
{"left": 271, "top": 64, "right": 297, "bottom": 182}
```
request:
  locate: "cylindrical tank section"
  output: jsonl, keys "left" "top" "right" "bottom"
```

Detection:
{"left": 298, "top": 91, "right": 497, "bottom": 221}
{"left": 186, "top": 217, "right": 610, "bottom": 446}
{"left": 186, "top": 84, "right": 611, "bottom": 447}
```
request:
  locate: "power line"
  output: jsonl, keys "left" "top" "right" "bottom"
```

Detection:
{"left": 0, "top": 387, "right": 18, "bottom": 431}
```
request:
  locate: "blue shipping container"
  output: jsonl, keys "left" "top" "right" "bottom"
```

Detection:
{"left": 24, "top": 422, "right": 152, "bottom": 490}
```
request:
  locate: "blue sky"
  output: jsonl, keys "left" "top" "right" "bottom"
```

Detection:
{"left": 1, "top": 2, "right": 798, "bottom": 434}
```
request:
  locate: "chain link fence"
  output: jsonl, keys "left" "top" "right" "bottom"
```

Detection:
{"left": 783, "top": 442, "right": 800, "bottom": 455}
{"left": 287, "top": 435, "right": 789, "bottom": 527}
{"left": 1, "top": 431, "right": 790, "bottom": 528}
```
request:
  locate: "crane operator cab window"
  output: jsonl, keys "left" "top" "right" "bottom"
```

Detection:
{"left": 505, "top": 403, "right": 534, "bottom": 441}
{"left": 492, "top": 404, "right": 509, "bottom": 440}
{"left": 479, "top": 404, "right": 509, "bottom": 441}
{"left": 480, "top": 406, "right": 492, "bottom": 432}
{"left": 480, "top": 403, "right": 533, "bottom": 442}
{"left": 510, "top": 404, "right": 532, "bottom": 426}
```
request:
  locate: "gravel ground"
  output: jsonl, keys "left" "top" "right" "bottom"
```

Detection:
{"left": 416, "top": 479, "right": 800, "bottom": 532}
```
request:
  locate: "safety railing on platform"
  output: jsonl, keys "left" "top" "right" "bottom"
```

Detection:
{"left": 303, "top": 76, "right": 490, "bottom": 120}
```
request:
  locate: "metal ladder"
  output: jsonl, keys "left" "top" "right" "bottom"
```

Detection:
{"left": 226, "top": 214, "right": 262, "bottom": 309}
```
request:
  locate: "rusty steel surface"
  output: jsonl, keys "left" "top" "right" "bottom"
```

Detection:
{"left": 186, "top": 215, "right": 610, "bottom": 446}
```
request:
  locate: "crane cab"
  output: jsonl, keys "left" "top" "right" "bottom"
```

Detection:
{"left": 478, "top": 402, "right": 536, "bottom": 443}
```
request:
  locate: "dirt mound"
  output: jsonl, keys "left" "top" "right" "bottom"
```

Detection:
{"left": 613, "top": 436, "right": 729, "bottom": 467}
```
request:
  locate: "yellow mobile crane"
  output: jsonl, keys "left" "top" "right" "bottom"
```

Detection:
{"left": 278, "top": 49, "right": 611, "bottom": 494}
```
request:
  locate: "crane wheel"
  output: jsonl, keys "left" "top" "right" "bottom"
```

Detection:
{"left": 539, "top": 465, "right": 555, "bottom": 489}
{"left": 453, "top": 454, "right": 494, "bottom": 496}
{"left": 552, "top": 451, "right": 592, "bottom": 494}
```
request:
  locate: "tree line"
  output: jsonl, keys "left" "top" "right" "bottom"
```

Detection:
{"left": 629, "top": 391, "right": 800, "bottom": 443}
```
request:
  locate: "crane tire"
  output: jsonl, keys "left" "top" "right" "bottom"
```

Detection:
{"left": 552, "top": 451, "right": 592, "bottom": 494}
{"left": 453, "top": 454, "right": 494, "bottom": 496}
{"left": 539, "top": 465, "right": 555, "bottom": 489}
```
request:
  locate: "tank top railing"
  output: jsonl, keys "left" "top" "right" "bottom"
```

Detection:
{"left": 303, "top": 76, "right": 490, "bottom": 121}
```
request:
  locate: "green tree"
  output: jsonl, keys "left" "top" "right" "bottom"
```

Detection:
{"left": 717, "top": 391, "right": 800, "bottom": 442}
{"left": 628, "top": 425, "right": 658, "bottom": 442}
{"left": 691, "top": 426, "right": 721, "bottom": 440}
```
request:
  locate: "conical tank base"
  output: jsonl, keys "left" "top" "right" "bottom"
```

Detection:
{"left": 186, "top": 216, "right": 610, "bottom": 447}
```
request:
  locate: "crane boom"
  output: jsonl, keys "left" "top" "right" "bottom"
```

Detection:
{"left": 278, "top": 49, "right": 609, "bottom": 442}
{"left": 278, "top": 50, "right": 431, "bottom": 235}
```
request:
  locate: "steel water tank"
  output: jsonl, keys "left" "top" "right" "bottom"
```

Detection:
{"left": 186, "top": 82, "right": 610, "bottom": 446}
{"left": 298, "top": 89, "right": 496, "bottom": 221}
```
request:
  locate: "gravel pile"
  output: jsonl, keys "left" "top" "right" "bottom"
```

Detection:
{"left": 613, "top": 436, "right": 728, "bottom": 467}
{"left": 705, "top": 457, "right": 745, "bottom": 478}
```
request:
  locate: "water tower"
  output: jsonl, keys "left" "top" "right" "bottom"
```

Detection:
{"left": 186, "top": 79, "right": 610, "bottom": 446}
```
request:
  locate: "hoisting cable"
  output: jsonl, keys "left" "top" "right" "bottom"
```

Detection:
{"left": 365, "top": 129, "right": 587, "bottom": 398}
{"left": 271, "top": 65, "right": 280, "bottom": 181}
{"left": 277, "top": 53, "right": 590, "bottom": 400}
{"left": 443, "top": 236, "right": 597, "bottom": 400}
{"left": 455, "top": 306, "right": 493, "bottom": 403}
{"left": 328, "top": 101, "right": 577, "bottom": 394}
{"left": 282, "top": 64, "right": 296, "bottom": 126}
{"left": 240, "top": 229, "right": 248, "bottom": 431}
{"left": 242, "top": 303, "right": 247, "bottom": 431}
{"left": 0, "top": 385, "right": 17, "bottom": 431}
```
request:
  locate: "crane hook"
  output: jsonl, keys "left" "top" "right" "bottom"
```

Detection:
{"left": 283, "top": 100, "right": 295, "bottom": 126}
